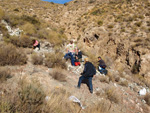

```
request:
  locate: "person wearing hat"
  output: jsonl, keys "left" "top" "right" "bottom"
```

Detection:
{"left": 98, "top": 56, "right": 107, "bottom": 75}
{"left": 76, "top": 58, "right": 96, "bottom": 93}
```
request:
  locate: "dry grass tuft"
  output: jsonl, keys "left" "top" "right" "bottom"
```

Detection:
{"left": 144, "top": 94, "right": 150, "bottom": 106}
{"left": 118, "top": 80, "right": 128, "bottom": 87}
{"left": 43, "top": 88, "right": 81, "bottom": 113}
{"left": 31, "top": 53, "right": 43, "bottom": 65}
{"left": 45, "top": 52, "right": 67, "bottom": 69}
{"left": 0, "top": 67, "right": 11, "bottom": 82}
{"left": 99, "top": 76, "right": 109, "bottom": 83}
{"left": 105, "top": 87, "right": 121, "bottom": 104}
{"left": 0, "top": 8, "right": 4, "bottom": 20}
{"left": 49, "top": 68, "right": 67, "bottom": 82}
{"left": 0, "top": 44, "right": 27, "bottom": 66}
{"left": 85, "top": 99, "right": 110, "bottom": 113}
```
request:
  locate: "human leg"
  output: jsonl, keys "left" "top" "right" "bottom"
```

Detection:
{"left": 70, "top": 53, "right": 75, "bottom": 66}
{"left": 88, "top": 77, "right": 93, "bottom": 93}
{"left": 77, "top": 76, "right": 85, "bottom": 88}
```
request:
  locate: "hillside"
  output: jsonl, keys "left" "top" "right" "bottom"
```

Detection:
{"left": 0, "top": 0, "right": 150, "bottom": 113}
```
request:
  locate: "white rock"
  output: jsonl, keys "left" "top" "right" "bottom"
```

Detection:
{"left": 139, "top": 88, "right": 146, "bottom": 96}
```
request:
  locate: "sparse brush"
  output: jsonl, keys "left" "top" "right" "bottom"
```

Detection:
{"left": 14, "top": 80, "right": 46, "bottom": 113}
{"left": 0, "top": 44, "right": 27, "bottom": 66}
{"left": 0, "top": 8, "right": 4, "bottom": 20}
{"left": 49, "top": 68, "right": 67, "bottom": 82}
{"left": 45, "top": 52, "right": 67, "bottom": 69}
{"left": 43, "top": 88, "right": 81, "bottom": 113}
{"left": 105, "top": 87, "right": 121, "bottom": 104}
{"left": 0, "top": 23, "right": 10, "bottom": 38}
{"left": 134, "top": 21, "right": 142, "bottom": 27}
{"left": 118, "top": 80, "right": 128, "bottom": 87}
{"left": 0, "top": 67, "right": 11, "bottom": 82}
{"left": 107, "top": 24, "right": 114, "bottom": 29}
{"left": 10, "top": 35, "right": 33, "bottom": 48}
{"left": 31, "top": 53, "right": 43, "bottom": 65}
{"left": 99, "top": 76, "right": 109, "bottom": 83}
{"left": 20, "top": 22, "right": 36, "bottom": 35}
{"left": 144, "top": 94, "right": 150, "bottom": 106}
{"left": 85, "top": 99, "right": 110, "bottom": 113}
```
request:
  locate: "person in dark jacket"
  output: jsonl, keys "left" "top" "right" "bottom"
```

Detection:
{"left": 77, "top": 58, "right": 96, "bottom": 93}
{"left": 98, "top": 56, "right": 107, "bottom": 75}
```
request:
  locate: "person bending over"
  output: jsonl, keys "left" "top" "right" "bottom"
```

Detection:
{"left": 32, "top": 39, "right": 40, "bottom": 50}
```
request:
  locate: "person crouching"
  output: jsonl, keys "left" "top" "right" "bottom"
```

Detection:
{"left": 32, "top": 39, "right": 40, "bottom": 50}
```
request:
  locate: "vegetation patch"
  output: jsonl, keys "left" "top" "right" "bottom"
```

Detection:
{"left": 50, "top": 68, "right": 67, "bottom": 82}
{"left": 45, "top": 52, "right": 67, "bottom": 69}
{"left": 0, "top": 67, "right": 11, "bottom": 82}
{"left": 31, "top": 53, "right": 43, "bottom": 65}
{"left": 0, "top": 44, "right": 27, "bottom": 66}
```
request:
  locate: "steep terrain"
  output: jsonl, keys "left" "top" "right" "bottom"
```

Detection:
{"left": 0, "top": 0, "right": 150, "bottom": 113}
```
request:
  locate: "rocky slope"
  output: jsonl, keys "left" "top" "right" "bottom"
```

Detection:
{"left": 0, "top": 0, "right": 150, "bottom": 112}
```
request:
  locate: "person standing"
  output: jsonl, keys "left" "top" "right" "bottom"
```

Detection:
{"left": 77, "top": 58, "right": 96, "bottom": 93}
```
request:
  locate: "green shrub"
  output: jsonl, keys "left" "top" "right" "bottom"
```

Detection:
{"left": 31, "top": 53, "right": 43, "bottom": 65}
{"left": 45, "top": 52, "right": 67, "bottom": 69}
{"left": 0, "top": 44, "right": 27, "bottom": 66}
{"left": 0, "top": 67, "right": 11, "bottom": 82}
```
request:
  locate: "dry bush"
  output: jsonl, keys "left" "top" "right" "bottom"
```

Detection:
{"left": 99, "top": 76, "right": 109, "bottom": 83}
{"left": 31, "top": 53, "right": 43, "bottom": 65}
{"left": 10, "top": 35, "right": 32, "bottom": 48}
{"left": 4, "top": 14, "right": 40, "bottom": 27}
{"left": 144, "top": 94, "right": 150, "bottom": 106}
{"left": 108, "top": 24, "right": 114, "bottom": 29}
{"left": 47, "top": 31, "right": 66, "bottom": 46}
{"left": 49, "top": 68, "right": 67, "bottom": 82}
{"left": 20, "top": 22, "right": 36, "bottom": 35}
{"left": 0, "top": 67, "right": 11, "bottom": 82}
{"left": 0, "top": 79, "right": 46, "bottom": 113}
{"left": 0, "top": 8, "right": 4, "bottom": 20}
{"left": 107, "top": 73, "right": 120, "bottom": 82}
{"left": 45, "top": 52, "right": 67, "bottom": 69}
{"left": 43, "top": 88, "right": 81, "bottom": 113}
{"left": 85, "top": 99, "right": 110, "bottom": 113}
{"left": 118, "top": 80, "right": 128, "bottom": 87}
{"left": 0, "top": 23, "right": 10, "bottom": 38}
{"left": 8, "top": 79, "right": 46, "bottom": 113}
{"left": 105, "top": 87, "right": 121, "bottom": 104}
{"left": 0, "top": 44, "right": 27, "bottom": 66}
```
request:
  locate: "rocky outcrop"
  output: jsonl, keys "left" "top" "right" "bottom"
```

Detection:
{"left": 1, "top": 20, "right": 23, "bottom": 36}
